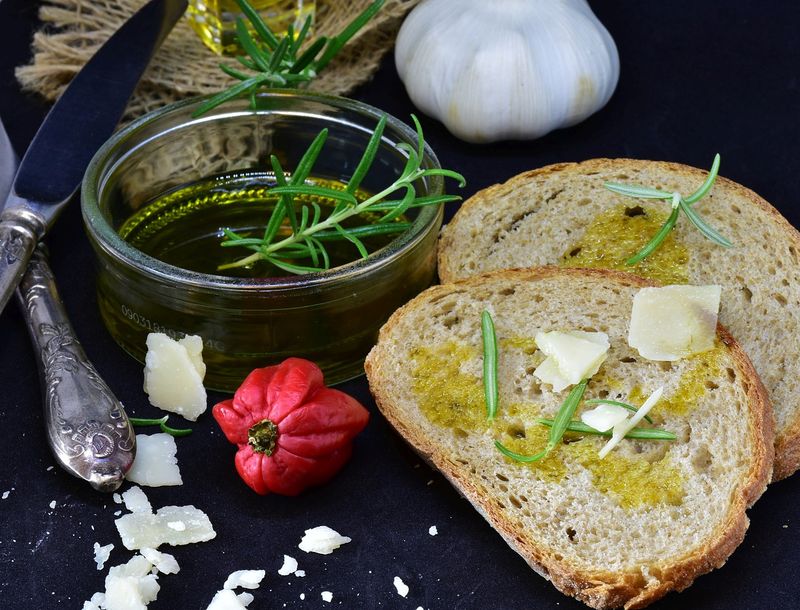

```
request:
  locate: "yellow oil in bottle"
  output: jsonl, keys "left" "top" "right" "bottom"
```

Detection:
{"left": 117, "top": 171, "right": 398, "bottom": 278}
{"left": 186, "top": 0, "right": 316, "bottom": 55}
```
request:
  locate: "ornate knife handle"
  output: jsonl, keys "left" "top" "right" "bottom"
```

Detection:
{"left": 17, "top": 245, "right": 135, "bottom": 492}
{"left": 0, "top": 208, "right": 42, "bottom": 317}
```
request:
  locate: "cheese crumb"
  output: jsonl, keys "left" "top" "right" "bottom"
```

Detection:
{"left": 393, "top": 576, "right": 409, "bottom": 598}
{"left": 143, "top": 333, "right": 207, "bottom": 421}
{"left": 121, "top": 486, "right": 153, "bottom": 514}
{"left": 321, "top": 591, "right": 333, "bottom": 603}
{"left": 93, "top": 542, "right": 114, "bottom": 571}
{"left": 2, "top": 491, "right": 9, "bottom": 500}
{"left": 428, "top": 526, "right": 438, "bottom": 536}
{"left": 112, "top": 493, "right": 122, "bottom": 504}
{"left": 278, "top": 555, "right": 298, "bottom": 576}
{"left": 207, "top": 588, "right": 253, "bottom": 609}
{"left": 49, "top": 500, "right": 56, "bottom": 509}
{"left": 294, "top": 570, "right": 305, "bottom": 577}
{"left": 300, "top": 593, "right": 305, "bottom": 600}
{"left": 298, "top": 526, "right": 351, "bottom": 555}
{"left": 223, "top": 570, "right": 266, "bottom": 590}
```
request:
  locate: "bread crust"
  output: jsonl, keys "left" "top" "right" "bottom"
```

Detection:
{"left": 437, "top": 158, "right": 799, "bottom": 479}
{"left": 366, "top": 267, "right": 774, "bottom": 609}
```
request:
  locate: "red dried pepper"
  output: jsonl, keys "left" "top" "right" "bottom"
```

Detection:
{"left": 212, "top": 357, "right": 370, "bottom": 495}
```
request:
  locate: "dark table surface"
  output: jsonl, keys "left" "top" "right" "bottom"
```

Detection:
{"left": 2, "top": 1, "right": 800, "bottom": 608}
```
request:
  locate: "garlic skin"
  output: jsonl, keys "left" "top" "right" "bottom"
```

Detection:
{"left": 395, "top": 0, "right": 619, "bottom": 143}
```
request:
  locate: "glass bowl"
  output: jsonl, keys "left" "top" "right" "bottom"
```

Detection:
{"left": 82, "top": 91, "right": 444, "bottom": 391}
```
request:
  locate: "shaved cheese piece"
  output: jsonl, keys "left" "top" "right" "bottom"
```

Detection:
{"left": 298, "top": 526, "right": 351, "bottom": 555}
{"left": 599, "top": 386, "right": 664, "bottom": 458}
{"left": 126, "top": 434, "right": 182, "bottom": 487}
{"left": 115, "top": 505, "right": 216, "bottom": 550}
{"left": 143, "top": 333, "right": 207, "bottom": 421}
{"left": 104, "top": 555, "right": 160, "bottom": 610}
{"left": 394, "top": 576, "right": 410, "bottom": 597}
{"left": 223, "top": 570, "right": 266, "bottom": 590}
{"left": 236, "top": 593, "right": 254, "bottom": 606}
{"left": 628, "top": 285, "right": 721, "bottom": 361}
{"left": 278, "top": 555, "right": 298, "bottom": 576}
{"left": 140, "top": 548, "right": 180, "bottom": 575}
{"left": 581, "top": 403, "right": 630, "bottom": 432}
{"left": 534, "top": 331, "right": 609, "bottom": 390}
{"left": 321, "top": 591, "right": 333, "bottom": 603}
{"left": 206, "top": 589, "right": 252, "bottom": 610}
{"left": 121, "top": 486, "right": 153, "bottom": 513}
{"left": 93, "top": 542, "right": 114, "bottom": 571}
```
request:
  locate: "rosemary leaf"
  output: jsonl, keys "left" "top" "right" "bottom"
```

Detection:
{"left": 495, "top": 440, "right": 547, "bottom": 463}
{"left": 536, "top": 418, "right": 676, "bottom": 440}
{"left": 603, "top": 183, "right": 674, "bottom": 200}
{"left": 679, "top": 199, "right": 733, "bottom": 247}
{"left": 347, "top": 115, "right": 387, "bottom": 195}
{"left": 684, "top": 153, "right": 721, "bottom": 204}
{"left": 334, "top": 223, "right": 369, "bottom": 258}
{"left": 313, "top": 223, "right": 410, "bottom": 240}
{"left": 584, "top": 398, "right": 654, "bottom": 424}
{"left": 481, "top": 310, "right": 499, "bottom": 420}
{"left": 236, "top": 18, "right": 272, "bottom": 73}
{"left": 234, "top": 0, "right": 279, "bottom": 49}
{"left": 626, "top": 205, "right": 680, "bottom": 265}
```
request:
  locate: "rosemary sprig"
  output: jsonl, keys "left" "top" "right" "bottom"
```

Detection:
{"left": 481, "top": 310, "right": 498, "bottom": 420}
{"left": 194, "top": 0, "right": 385, "bottom": 117}
{"left": 218, "top": 114, "right": 465, "bottom": 273}
{"left": 129, "top": 415, "right": 193, "bottom": 438}
{"left": 604, "top": 154, "right": 732, "bottom": 264}
{"left": 536, "top": 418, "right": 676, "bottom": 440}
{"left": 583, "top": 398, "right": 654, "bottom": 424}
{"left": 495, "top": 379, "right": 589, "bottom": 463}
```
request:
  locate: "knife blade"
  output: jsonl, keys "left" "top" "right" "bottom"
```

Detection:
{"left": 0, "top": 0, "right": 188, "bottom": 317}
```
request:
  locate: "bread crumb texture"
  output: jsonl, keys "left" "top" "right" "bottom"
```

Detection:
{"left": 366, "top": 268, "right": 772, "bottom": 609}
{"left": 438, "top": 159, "right": 800, "bottom": 480}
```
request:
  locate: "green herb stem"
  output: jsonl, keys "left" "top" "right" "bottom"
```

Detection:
{"left": 495, "top": 379, "right": 589, "bottom": 463}
{"left": 129, "top": 415, "right": 193, "bottom": 438}
{"left": 536, "top": 418, "right": 676, "bottom": 440}
{"left": 603, "top": 153, "right": 731, "bottom": 264}
{"left": 481, "top": 310, "right": 499, "bottom": 420}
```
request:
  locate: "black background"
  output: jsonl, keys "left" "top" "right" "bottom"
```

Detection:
{"left": 2, "top": 1, "right": 800, "bottom": 608}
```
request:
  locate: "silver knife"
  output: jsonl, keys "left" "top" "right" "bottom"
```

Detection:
{"left": 0, "top": 0, "right": 188, "bottom": 316}
{"left": 0, "top": 0, "right": 188, "bottom": 491}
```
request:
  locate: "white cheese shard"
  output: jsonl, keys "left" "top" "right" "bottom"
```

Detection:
{"left": 115, "top": 505, "right": 216, "bottom": 550}
{"left": 140, "top": 547, "right": 180, "bottom": 575}
{"left": 126, "top": 434, "right": 183, "bottom": 487}
{"left": 103, "top": 555, "right": 160, "bottom": 610}
{"left": 278, "top": 555, "right": 298, "bottom": 576}
{"left": 599, "top": 386, "right": 664, "bottom": 458}
{"left": 143, "top": 333, "right": 207, "bottom": 421}
{"left": 428, "top": 525, "right": 438, "bottom": 536}
{"left": 534, "top": 330, "right": 609, "bottom": 391}
{"left": 393, "top": 576, "right": 409, "bottom": 598}
{"left": 628, "top": 285, "right": 721, "bottom": 361}
{"left": 298, "top": 526, "right": 351, "bottom": 555}
{"left": 321, "top": 591, "right": 333, "bottom": 603}
{"left": 121, "top": 486, "right": 153, "bottom": 514}
{"left": 580, "top": 403, "right": 630, "bottom": 433}
{"left": 93, "top": 542, "right": 114, "bottom": 571}
{"left": 223, "top": 570, "right": 266, "bottom": 590}
{"left": 206, "top": 589, "right": 253, "bottom": 610}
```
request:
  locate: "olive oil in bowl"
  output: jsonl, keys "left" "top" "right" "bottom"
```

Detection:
{"left": 117, "top": 171, "right": 402, "bottom": 278}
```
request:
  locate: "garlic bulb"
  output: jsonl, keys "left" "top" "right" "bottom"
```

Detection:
{"left": 394, "top": 0, "right": 619, "bottom": 143}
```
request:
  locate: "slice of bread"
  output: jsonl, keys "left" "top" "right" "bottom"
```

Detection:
{"left": 365, "top": 267, "right": 773, "bottom": 610}
{"left": 438, "top": 158, "right": 800, "bottom": 480}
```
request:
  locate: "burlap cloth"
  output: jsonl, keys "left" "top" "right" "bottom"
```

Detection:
{"left": 15, "top": 0, "right": 420, "bottom": 120}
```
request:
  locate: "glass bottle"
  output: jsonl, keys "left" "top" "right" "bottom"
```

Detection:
{"left": 186, "top": 0, "right": 316, "bottom": 55}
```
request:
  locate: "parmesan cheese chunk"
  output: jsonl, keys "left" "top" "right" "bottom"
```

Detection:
{"left": 581, "top": 403, "right": 630, "bottom": 432}
{"left": 126, "top": 434, "right": 183, "bottom": 487}
{"left": 103, "top": 555, "right": 160, "bottom": 610}
{"left": 143, "top": 333, "right": 207, "bottom": 421}
{"left": 206, "top": 589, "right": 253, "bottom": 610}
{"left": 140, "top": 547, "right": 180, "bottom": 575}
{"left": 278, "top": 555, "right": 298, "bottom": 576}
{"left": 223, "top": 570, "right": 266, "bottom": 590}
{"left": 93, "top": 542, "right": 114, "bottom": 571}
{"left": 628, "top": 285, "right": 721, "bottom": 361}
{"left": 121, "top": 486, "right": 153, "bottom": 514}
{"left": 534, "top": 330, "right": 609, "bottom": 391}
{"left": 115, "top": 505, "right": 216, "bottom": 550}
{"left": 298, "top": 526, "right": 351, "bottom": 555}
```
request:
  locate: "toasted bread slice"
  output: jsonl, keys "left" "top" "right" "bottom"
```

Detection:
{"left": 438, "top": 158, "right": 800, "bottom": 479}
{"left": 365, "top": 267, "right": 773, "bottom": 610}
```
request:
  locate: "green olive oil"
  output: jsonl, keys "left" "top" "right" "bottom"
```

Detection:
{"left": 117, "top": 171, "right": 400, "bottom": 277}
